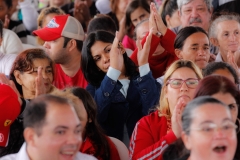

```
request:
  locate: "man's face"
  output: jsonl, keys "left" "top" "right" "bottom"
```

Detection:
{"left": 179, "top": 0, "right": 212, "bottom": 31}
{"left": 43, "top": 37, "right": 67, "bottom": 64}
{"left": 33, "top": 103, "right": 82, "bottom": 160}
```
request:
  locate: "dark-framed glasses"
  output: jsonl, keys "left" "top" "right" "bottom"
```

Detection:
{"left": 167, "top": 78, "right": 199, "bottom": 89}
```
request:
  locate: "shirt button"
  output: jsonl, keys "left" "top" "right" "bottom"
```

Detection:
{"left": 137, "top": 77, "right": 142, "bottom": 82}
{"left": 104, "top": 92, "right": 110, "bottom": 97}
{"left": 111, "top": 80, "right": 116, "bottom": 85}
{"left": 141, "top": 89, "right": 148, "bottom": 94}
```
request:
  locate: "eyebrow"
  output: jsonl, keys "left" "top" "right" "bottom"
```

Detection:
{"left": 55, "top": 124, "right": 81, "bottom": 130}
{"left": 191, "top": 43, "right": 209, "bottom": 47}
{"left": 104, "top": 44, "right": 112, "bottom": 51}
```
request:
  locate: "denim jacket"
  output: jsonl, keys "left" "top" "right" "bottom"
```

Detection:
{"left": 87, "top": 71, "right": 161, "bottom": 141}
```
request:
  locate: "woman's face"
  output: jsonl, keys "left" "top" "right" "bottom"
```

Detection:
{"left": 182, "top": 103, "right": 237, "bottom": 160}
{"left": 15, "top": 58, "right": 53, "bottom": 99}
{"left": 166, "top": 10, "right": 181, "bottom": 29}
{"left": 212, "top": 92, "right": 238, "bottom": 122}
{"left": 176, "top": 32, "right": 210, "bottom": 69}
{"left": 91, "top": 41, "right": 111, "bottom": 73}
{"left": 165, "top": 67, "right": 199, "bottom": 114}
{"left": 130, "top": 7, "right": 150, "bottom": 26}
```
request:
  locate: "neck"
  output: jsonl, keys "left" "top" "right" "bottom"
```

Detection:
{"left": 27, "top": 144, "right": 38, "bottom": 160}
{"left": 219, "top": 49, "right": 228, "bottom": 62}
{"left": 22, "top": 89, "right": 35, "bottom": 100}
{"left": 60, "top": 53, "right": 81, "bottom": 77}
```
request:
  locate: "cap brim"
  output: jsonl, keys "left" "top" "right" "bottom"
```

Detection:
{"left": 0, "top": 129, "right": 10, "bottom": 147}
{"left": 33, "top": 28, "right": 61, "bottom": 41}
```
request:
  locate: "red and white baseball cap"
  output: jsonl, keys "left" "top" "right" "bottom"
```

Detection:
{"left": 0, "top": 84, "right": 21, "bottom": 147}
{"left": 33, "top": 15, "right": 85, "bottom": 41}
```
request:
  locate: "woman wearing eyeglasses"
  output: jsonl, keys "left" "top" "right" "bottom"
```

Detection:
{"left": 129, "top": 60, "right": 203, "bottom": 160}
{"left": 181, "top": 96, "right": 237, "bottom": 160}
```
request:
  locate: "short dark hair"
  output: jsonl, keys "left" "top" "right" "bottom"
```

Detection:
{"left": 81, "top": 30, "right": 138, "bottom": 86}
{"left": 63, "top": 37, "right": 83, "bottom": 52}
{"left": 174, "top": 26, "right": 209, "bottom": 50}
{"left": 87, "top": 14, "right": 117, "bottom": 35}
{"left": 3, "top": 0, "right": 12, "bottom": 8}
{"left": 203, "top": 62, "right": 239, "bottom": 84}
{"left": 182, "top": 96, "right": 227, "bottom": 135}
{"left": 23, "top": 95, "right": 71, "bottom": 135}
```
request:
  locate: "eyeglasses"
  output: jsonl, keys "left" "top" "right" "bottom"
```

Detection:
{"left": 189, "top": 120, "right": 238, "bottom": 136}
{"left": 166, "top": 78, "right": 199, "bottom": 89}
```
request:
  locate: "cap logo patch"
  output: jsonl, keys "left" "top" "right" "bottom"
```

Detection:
{"left": 4, "top": 120, "right": 12, "bottom": 127}
{"left": 47, "top": 18, "right": 60, "bottom": 28}
{"left": 0, "top": 133, "right": 3, "bottom": 142}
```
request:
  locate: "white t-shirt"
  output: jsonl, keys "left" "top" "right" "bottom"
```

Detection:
{"left": 0, "top": 143, "right": 97, "bottom": 160}
{"left": 0, "top": 29, "right": 24, "bottom": 55}
{"left": 0, "top": 53, "right": 17, "bottom": 76}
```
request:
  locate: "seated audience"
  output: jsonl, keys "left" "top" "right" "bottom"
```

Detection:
{"left": 81, "top": 29, "right": 160, "bottom": 144}
{"left": 33, "top": 15, "right": 88, "bottom": 89}
{"left": 131, "top": 3, "right": 178, "bottom": 78}
{"left": 0, "top": 49, "right": 55, "bottom": 156}
{"left": 0, "top": 94, "right": 97, "bottom": 160}
{"left": 52, "top": 87, "right": 122, "bottom": 160}
{"left": 181, "top": 96, "right": 237, "bottom": 160}
{"left": 129, "top": 60, "right": 203, "bottom": 160}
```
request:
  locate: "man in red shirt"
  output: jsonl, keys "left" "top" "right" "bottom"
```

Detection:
{"left": 33, "top": 15, "right": 88, "bottom": 89}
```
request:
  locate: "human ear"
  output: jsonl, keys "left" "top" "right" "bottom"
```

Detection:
{"left": 165, "top": 15, "right": 171, "bottom": 28}
{"left": 24, "top": 128, "right": 36, "bottom": 146}
{"left": 181, "top": 131, "right": 192, "bottom": 150}
{"left": 175, "top": 49, "right": 183, "bottom": 59}
{"left": 13, "top": 70, "right": 23, "bottom": 85}
{"left": 210, "top": 38, "right": 219, "bottom": 47}
{"left": 68, "top": 39, "right": 77, "bottom": 52}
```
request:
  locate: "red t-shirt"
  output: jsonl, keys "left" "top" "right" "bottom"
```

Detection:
{"left": 53, "top": 64, "right": 88, "bottom": 89}
{"left": 80, "top": 137, "right": 121, "bottom": 160}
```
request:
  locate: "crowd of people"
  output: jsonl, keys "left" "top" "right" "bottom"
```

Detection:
{"left": 0, "top": 0, "right": 240, "bottom": 160}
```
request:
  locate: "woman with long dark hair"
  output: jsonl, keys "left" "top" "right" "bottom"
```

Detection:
{"left": 81, "top": 29, "right": 160, "bottom": 143}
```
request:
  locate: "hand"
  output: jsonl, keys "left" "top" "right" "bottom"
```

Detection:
{"left": 74, "top": 2, "right": 91, "bottom": 24}
{"left": 208, "top": 54, "right": 216, "bottom": 63}
{"left": 150, "top": 2, "right": 167, "bottom": 36}
{"left": 118, "top": 16, "right": 127, "bottom": 41}
{"left": 3, "top": 15, "right": 10, "bottom": 29}
{"left": 110, "top": 31, "right": 124, "bottom": 71}
{"left": 35, "top": 66, "right": 46, "bottom": 97}
{"left": 136, "top": 27, "right": 153, "bottom": 66}
{"left": 171, "top": 98, "right": 187, "bottom": 138}
{"left": 227, "top": 50, "right": 240, "bottom": 77}
{"left": 0, "top": 73, "right": 22, "bottom": 106}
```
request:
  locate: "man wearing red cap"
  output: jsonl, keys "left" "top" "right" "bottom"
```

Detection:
{"left": 33, "top": 15, "right": 88, "bottom": 90}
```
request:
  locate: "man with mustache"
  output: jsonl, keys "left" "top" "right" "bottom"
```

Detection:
{"left": 0, "top": 95, "right": 97, "bottom": 160}
{"left": 172, "top": 0, "right": 217, "bottom": 56}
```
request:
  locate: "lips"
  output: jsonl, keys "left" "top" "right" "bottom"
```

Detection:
{"left": 213, "top": 145, "right": 227, "bottom": 154}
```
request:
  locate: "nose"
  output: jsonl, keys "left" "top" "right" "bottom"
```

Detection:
{"left": 43, "top": 41, "right": 50, "bottom": 49}
{"left": 213, "top": 128, "right": 227, "bottom": 139}
{"left": 191, "top": 8, "right": 198, "bottom": 17}
{"left": 67, "top": 132, "right": 82, "bottom": 145}
{"left": 180, "top": 81, "right": 188, "bottom": 91}
{"left": 102, "top": 53, "right": 109, "bottom": 64}
{"left": 198, "top": 48, "right": 206, "bottom": 56}
{"left": 229, "top": 33, "right": 236, "bottom": 41}
{"left": 42, "top": 70, "right": 49, "bottom": 79}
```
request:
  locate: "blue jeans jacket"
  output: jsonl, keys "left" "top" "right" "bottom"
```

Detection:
{"left": 87, "top": 71, "right": 161, "bottom": 141}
